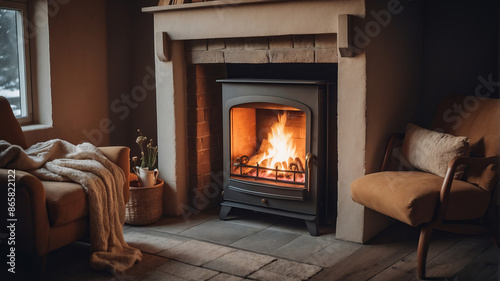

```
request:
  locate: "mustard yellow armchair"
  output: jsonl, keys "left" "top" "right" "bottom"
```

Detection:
{"left": 351, "top": 96, "right": 500, "bottom": 279}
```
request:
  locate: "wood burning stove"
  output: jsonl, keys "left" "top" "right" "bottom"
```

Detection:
{"left": 218, "top": 79, "right": 334, "bottom": 236}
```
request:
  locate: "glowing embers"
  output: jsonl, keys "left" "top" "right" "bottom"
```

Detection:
{"left": 231, "top": 112, "right": 306, "bottom": 186}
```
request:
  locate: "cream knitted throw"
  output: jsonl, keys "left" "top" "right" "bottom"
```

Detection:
{"left": 0, "top": 139, "right": 142, "bottom": 273}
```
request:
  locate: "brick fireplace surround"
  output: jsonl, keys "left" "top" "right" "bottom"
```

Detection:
{"left": 144, "top": 0, "right": 424, "bottom": 243}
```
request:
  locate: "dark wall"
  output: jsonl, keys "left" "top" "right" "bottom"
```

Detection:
{"left": 106, "top": 0, "right": 157, "bottom": 159}
{"left": 421, "top": 0, "right": 499, "bottom": 126}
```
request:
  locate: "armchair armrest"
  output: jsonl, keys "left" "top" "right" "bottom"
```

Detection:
{"left": 381, "top": 134, "right": 405, "bottom": 171}
{"left": 98, "top": 146, "right": 130, "bottom": 203}
{"left": 437, "top": 156, "right": 500, "bottom": 222}
{"left": 0, "top": 169, "right": 50, "bottom": 256}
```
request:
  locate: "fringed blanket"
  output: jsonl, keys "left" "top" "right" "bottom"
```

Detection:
{"left": 0, "top": 139, "right": 142, "bottom": 273}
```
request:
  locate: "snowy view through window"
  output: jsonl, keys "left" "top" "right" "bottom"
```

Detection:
{"left": 0, "top": 8, "right": 26, "bottom": 118}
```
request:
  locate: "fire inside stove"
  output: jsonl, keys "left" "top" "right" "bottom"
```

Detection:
{"left": 230, "top": 103, "right": 306, "bottom": 187}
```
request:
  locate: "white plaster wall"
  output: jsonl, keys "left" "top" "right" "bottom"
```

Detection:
{"left": 154, "top": 39, "right": 189, "bottom": 216}
{"left": 335, "top": 52, "right": 367, "bottom": 243}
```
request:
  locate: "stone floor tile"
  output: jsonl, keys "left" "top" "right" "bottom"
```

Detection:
{"left": 179, "top": 219, "right": 262, "bottom": 245}
{"left": 208, "top": 273, "right": 245, "bottom": 281}
{"left": 137, "top": 212, "right": 214, "bottom": 234}
{"left": 221, "top": 209, "right": 278, "bottom": 228}
{"left": 123, "top": 228, "right": 188, "bottom": 254}
{"left": 230, "top": 229, "right": 300, "bottom": 254}
{"left": 249, "top": 270, "right": 301, "bottom": 281}
{"left": 271, "top": 235, "right": 327, "bottom": 261}
{"left": 157, "top": 259, "right": 219, "bottom": 281}
{"left": 303, "top": 240, "right": 362, "bottom": 267}
{"left": 266, "top": 217, "right": 311, "bottom": 235}
{"left": 249, "top": 259, "right": 322, "bottom": 281}
{"left": 203, "top": 250, "right": 276, "bottom": 277}
{"left": 158, "top": 240, "right": 236, "bottom": 266}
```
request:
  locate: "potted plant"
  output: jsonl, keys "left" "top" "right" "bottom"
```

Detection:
{"left": 132, "top": 129, "right": 159, "bottom": 187}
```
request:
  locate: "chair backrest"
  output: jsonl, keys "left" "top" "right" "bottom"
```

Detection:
{"left": 432, "top": 95, "right": 500, "bottom": 192}
{"left": 0, "top": 96, "right": 28, "bottom": 149}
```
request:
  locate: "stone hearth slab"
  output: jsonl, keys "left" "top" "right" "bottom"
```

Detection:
{"left": 203, "top": 250, "right": 276, "bottom": 277}
{"left": 248, "top": 259, "right": 322, "bottom": 281}
{"left": 157, "top": 259, "right": 219, "bottom": 281}
{"left": 179, "top": 219, "right": 263, "bottom": 245}
{"left": 209, "top": 273, "right": 246, "bottom": 281}
{"left": 158, "top": 239, "right": 236, "bottom": 266}
{"left": 229, "top": 229, "right": 300, "bottom": 254}
{"left": 123, "top": 228, "right": 188, "bottom": 254}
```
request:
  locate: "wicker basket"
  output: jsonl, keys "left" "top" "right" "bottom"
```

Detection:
{"left": 125, "top": 175, "right": 163, "bottom": 225}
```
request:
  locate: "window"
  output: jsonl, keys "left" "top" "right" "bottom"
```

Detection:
{"left": 0, "top": 0, "right": 31, "bottom": 124}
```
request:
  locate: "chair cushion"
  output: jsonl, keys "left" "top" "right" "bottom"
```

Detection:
{"left": 402, "top": 123, "right": 469, "bottom": 179}
{"left": 43, "top": 181, "right": 88, "bottom": 226}
{"left": 351, "top": 171, "right": 491, "bottom": 227}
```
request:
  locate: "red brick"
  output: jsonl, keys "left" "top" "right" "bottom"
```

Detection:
{"left": 197, "top": 122, "right": 211, "bottom": 137}
{"left": 196, "top": 94, "right": 210, "bottom": 108}
{"left": 204, "top": 173, "right": 212, "bottom": 185}
{"left": 197, "top": 162, "right": 211, "bottom": 175}
{"left": 200, "top": 136, "right": 213, "bottom": 150}
{"left": 197, "top": 149, "right": 211, "bottom": 164}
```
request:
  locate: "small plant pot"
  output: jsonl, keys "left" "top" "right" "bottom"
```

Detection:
{"left": 135, "top": 166, "right": 159, "bottom": 187}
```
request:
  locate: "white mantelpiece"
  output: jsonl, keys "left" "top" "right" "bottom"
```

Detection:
{"left": 145, "top": 0, "right": 370, "bottom": 243}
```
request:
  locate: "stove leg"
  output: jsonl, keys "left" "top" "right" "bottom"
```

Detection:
{"left": 219, "top": 205, "right": 232, "bottom": 220}
{"left": 305, "top": 218, "right": 319, "bottom": 236}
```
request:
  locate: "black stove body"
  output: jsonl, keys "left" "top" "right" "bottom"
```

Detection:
{"left": 218, "top": 79, "right": 334, "bottom": 236}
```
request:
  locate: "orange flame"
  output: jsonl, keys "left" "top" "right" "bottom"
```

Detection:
{"left": 259, "top": 113, "right": 297, "bottom": 170}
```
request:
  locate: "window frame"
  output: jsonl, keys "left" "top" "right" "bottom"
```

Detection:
{"left": 0, "top": 0, "right": 33, "bottom": 125}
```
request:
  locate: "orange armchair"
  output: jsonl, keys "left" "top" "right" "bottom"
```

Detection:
{"left": 0, "top": 96, "right": 130, "bottom": 267}
{"left": 351, "top": 96, "right": 500, "bottom": 279}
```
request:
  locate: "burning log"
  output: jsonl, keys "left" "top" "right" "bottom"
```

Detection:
{"left": 282, "top": 161, "right": 288, "bottom": 170}
{"left": 258, "top": 139, "right": 272, "bottom": 153}
{"left": 248, "top": 153, "right": 264, "bottom": 166}
{"left": 295, "top": 157, "right": 304, "bottom": 172}
{"left": 275, "top": 162, "right": 283, "bottom": 170}
{"left": 260, "top": 158, "right": 269, "bottom": 167}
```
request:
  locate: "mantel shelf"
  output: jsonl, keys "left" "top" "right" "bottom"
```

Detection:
{"left": 142, "top": 0, "right": 291, "bottom": 13}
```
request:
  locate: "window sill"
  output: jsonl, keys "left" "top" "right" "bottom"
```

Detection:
{"left": 22, "top": 123, "right": 53, "bottom": 132}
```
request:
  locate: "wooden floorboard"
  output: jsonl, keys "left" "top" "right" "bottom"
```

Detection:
{"left": 310, "top": 224, "right": 419, "bottom": 281}
{"left": 453, "top": 244, "right": 500, "bottom": 281}
{"left": 409, "top": 235, "right": 493, "bottom": 281}
{"left": 368, "top": 232, "right": 461, "bottom": 281}
{"left": 310, "top": 223, "right": 497, "bottom": 281}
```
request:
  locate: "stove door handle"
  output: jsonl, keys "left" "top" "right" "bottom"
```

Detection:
{"left": 305, "top": 153, "right": 315, "bottom": 193}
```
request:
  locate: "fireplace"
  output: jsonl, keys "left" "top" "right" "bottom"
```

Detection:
{"left": 218, "top": 79, "right": 335, "bottom": 236}
{"left": 145, "top": 0, "right": 394, "bottom": 243}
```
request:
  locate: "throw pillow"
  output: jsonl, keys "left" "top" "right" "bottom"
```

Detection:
{"left": 401, "top": 123, "right": 470, "bottom": 179}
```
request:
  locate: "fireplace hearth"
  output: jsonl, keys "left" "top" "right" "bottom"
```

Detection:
{"left": 218, "top": 79, "right": 335, "bottom": 236}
